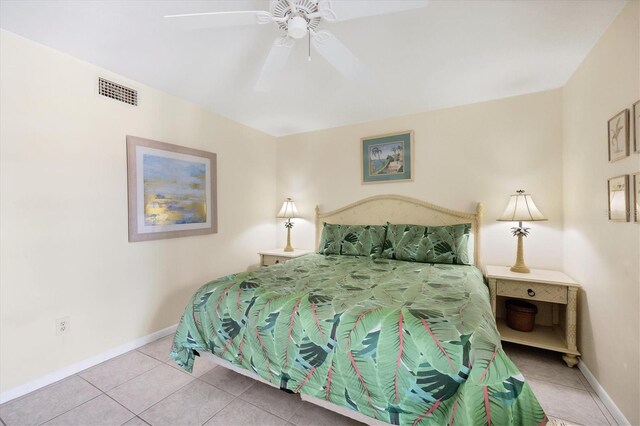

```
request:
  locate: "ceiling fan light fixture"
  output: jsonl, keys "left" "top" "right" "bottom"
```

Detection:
{"left": 287, "top": 15, "right": 308, "bottom": 39}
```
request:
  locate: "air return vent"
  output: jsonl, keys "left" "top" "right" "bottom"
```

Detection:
{"left": 98, "top": 78, "right": 137, "bottom": 106}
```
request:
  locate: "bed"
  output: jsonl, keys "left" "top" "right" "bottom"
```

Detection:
{"left": 170, "top": 195, "right": 547, "bottom": 425}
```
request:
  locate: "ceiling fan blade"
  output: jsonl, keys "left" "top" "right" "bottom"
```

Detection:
{"left": 164, "top": 10, "right": 272, "bottom": 29}
{"left": 255, "top": 37, "right": 295, "bottom": 92}
{"left": 311, "top": 30, "right": 368, "bottom": 81}
{"left": 317, "top": 0, "right": 428, "bottom": 22}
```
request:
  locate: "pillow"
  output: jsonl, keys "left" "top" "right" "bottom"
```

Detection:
{"left": 318, "top": 223, "right": 342, "bottom": 255}
{"left": 382, "top": 223, "right": 473, "bottom": 265}
{"left": 318, "top": 223, "right": 387, "bottom": 257}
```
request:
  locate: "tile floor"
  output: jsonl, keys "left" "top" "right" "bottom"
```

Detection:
{"left": 0, "top": 336, "right": 617, "bottom": 426}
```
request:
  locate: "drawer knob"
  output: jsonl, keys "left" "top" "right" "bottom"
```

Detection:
{"left": 275, "top": 260, "right": 280, "bottom": 264}
{"left": 527, "top": 289, "right": 536, "bottom": 297}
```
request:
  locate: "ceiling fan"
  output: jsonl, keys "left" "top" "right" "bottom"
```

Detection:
{"left": 165, "top": 0, "right": 428, "bottom": 91}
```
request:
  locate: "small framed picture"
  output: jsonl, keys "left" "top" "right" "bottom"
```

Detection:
{"left": 608, "top": 175, "right": 629, "bottom": 222}
{"left": 361, "top": 130, "right": 413, "bottom": 184}
{"left": 633, "top": 100, "right": 640, "bottom": 153}
{"left": 608, "top": 109, "right": 629, "bottom": 162}
{"left": 634, "top": 173, "right": 640, "bottom": 223}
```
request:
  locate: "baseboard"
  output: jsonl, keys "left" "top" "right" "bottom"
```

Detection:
{"left": 0, "top": 324, "right": 177, "bottom": 404}
{"left": 578, "top": 360, "right": 630, "bottom": 426}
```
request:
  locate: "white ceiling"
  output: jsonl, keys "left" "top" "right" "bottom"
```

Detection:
{"left": 0, "top": 0, "right": 626, "bottom": 137}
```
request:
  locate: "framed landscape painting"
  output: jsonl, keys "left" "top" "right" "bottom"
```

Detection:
{"left": 126, "top": 135, "right": 217, "bottom": 242}
{"left": 607, "top": 175, "right": 629, "bottom": 222}
{"left": 361, "top": 130, "right": 413, "bottom": 184}
{"left": 608, "top": 109, "right": 629, "bottom": 162}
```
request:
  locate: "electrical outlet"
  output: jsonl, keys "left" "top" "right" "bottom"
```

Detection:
{"left": 56, "top": 316, "right": 70, "bottom": 336}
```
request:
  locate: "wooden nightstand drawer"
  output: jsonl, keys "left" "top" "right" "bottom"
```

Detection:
{"left": 497, "top": 280, "right": 567, "bottom": 304}
{"left": 262, "top": 255, "right": 289, "bottom": 266}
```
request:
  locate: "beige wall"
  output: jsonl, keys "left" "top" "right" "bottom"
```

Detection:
{"left": 0, "top": 31, "right": 277, "bottom": 393}
{"left": 562, "top": 1, "right": 640, "bottom": 424}
{"left": 276, "top": 90, "right": 564, "bottom": 271}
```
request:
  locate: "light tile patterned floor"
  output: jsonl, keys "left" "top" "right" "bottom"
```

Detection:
{"left": 0, "top": 336, "right": 617, "bottom": 426}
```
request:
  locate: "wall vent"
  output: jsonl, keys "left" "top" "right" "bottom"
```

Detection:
{"left": 98, "top": 78, "right": 137, "bottom": 106}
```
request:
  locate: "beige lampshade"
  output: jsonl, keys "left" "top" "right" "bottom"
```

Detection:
{"left": 497, "top": 191, "right": 547, "bottom": 222}
{"left": 277, "top": 198, "right": 299, "bottom": 219}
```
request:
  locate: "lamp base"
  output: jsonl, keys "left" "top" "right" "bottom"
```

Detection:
{"left": 510, "top": 234, "right": 530, "bottom": 273}
{"left": 283, "top": 225, "right": 294, "bottom": 252}
{"left": 510, "top": 264, "right": 530, "bottom": 273}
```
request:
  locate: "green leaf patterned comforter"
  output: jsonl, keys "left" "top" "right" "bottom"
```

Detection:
{"left": 171, "top": 254, "right": 547, "bottom": 425}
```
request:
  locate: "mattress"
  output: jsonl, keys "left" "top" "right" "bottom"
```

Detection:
{"left": 170, "top": 254, "right": 546, "bottom": 425}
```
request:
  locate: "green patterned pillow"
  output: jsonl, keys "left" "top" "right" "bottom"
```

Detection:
{"left": 382, "top": 223, "right": 473, "bottom": 265}
{"left": 318, "top": 223, "right": 387, "bottom": 257}
{"left": 318, "top": 223, "right": 342, "bottom": 255}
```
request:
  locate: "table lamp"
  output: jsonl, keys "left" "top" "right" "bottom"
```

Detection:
{"left": 497, "top": 190, "right": 547, "bottom": 273}
{"left": 277, "top": 197, "right": 299, "bottom": 252}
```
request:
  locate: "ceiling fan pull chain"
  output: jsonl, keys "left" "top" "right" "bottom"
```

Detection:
{"left": 308, "top": 30, "right": 312, "bottom": 61}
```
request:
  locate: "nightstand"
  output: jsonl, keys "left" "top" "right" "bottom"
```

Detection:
{"left": 258, "top": 248, "right": 313, "bottom": 266}
{"left": 485, "top": 265, "right": 581, "bottom": 367}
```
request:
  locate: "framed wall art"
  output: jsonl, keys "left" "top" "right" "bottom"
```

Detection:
{"left": 634, "top": 173, "right": 640, "bottom": 223}
{"left": 361, "top": 130, "right": 413, "bottom": 184}
{"left": 633, "top": 100, "right": 640, "bottom": 153}
{"left": 607, "top": 175, "right": 629, "bottom": 222}
{"left": 126, "top": 135, "right": 217, "bottom": 242}
{"left": 607, "top": 109, "right": 629, "bottom": 162}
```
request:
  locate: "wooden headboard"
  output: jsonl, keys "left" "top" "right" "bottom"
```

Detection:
{"left": 315, "top": 194, "right": 483, "bottom": 267}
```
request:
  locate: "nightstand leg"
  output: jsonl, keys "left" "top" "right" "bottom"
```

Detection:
{"left": 563, "top": 287, "right": 579, "bottom": 368}
{"left": 562, "top": 354, "right": 579, "bottom": 368}
{"left": 566, "top": 288, "right": 578, "bottom": 352}
{"left": 488, "top": 279, "right": 497, "bottom": 316}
